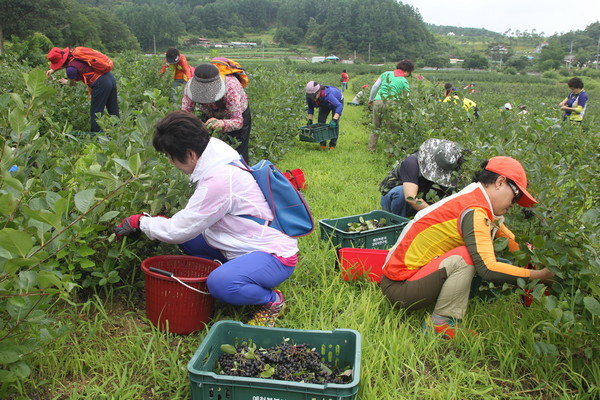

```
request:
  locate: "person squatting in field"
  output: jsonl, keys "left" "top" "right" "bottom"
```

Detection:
{"left": 182, "top": 63, "right": 251, "bottom": 161}
{"left": 380, "top": 156, "right": 555, "bottom": 339}
{"left": 305, "top": 81, "right": 344, "bottom": 149}
{"left": 379, "top": 139, "right": 466, "bottom": 218}
{"left": 46, "top": 47, "right": 119, "bottom": 133}
{"left": 115, "top": 111, "right": 297, "bottom": 327}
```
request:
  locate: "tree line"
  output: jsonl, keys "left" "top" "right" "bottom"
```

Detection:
{"left": 1, "top": 0, "right": 598, "bottom": 72}
{"left": 1, "top": 0, "right": 436, "bottom": 60}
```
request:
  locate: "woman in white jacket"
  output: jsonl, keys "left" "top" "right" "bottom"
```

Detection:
{"left": 116, "top": 111, "right": 298, "bottom": 327}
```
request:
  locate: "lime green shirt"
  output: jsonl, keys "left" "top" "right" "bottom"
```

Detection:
{"left": 373, "top": 71, "right": 410, "bottom": 101}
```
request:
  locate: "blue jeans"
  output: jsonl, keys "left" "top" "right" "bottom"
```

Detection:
{"left": 380, "top": 186, "right": 412, "bottom": 217}
{"left": 179, "top": 234, "right": 294, "bottom": 306}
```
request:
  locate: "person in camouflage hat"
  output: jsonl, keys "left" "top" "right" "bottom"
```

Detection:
{"left": 379, "top": 138, "right": 465, "bottom": 217}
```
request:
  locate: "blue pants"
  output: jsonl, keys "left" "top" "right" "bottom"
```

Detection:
{"left": 90, "top": 72, "right": 119, "bottom": 132}
{"left": 380, "top": 185, "right": 412, "bottom": 217}
{"left": 179, "top": 234, "right": 294, "bottom": 306}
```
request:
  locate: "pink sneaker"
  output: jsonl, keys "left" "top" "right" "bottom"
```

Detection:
{"left": 247, "top": 290, "right": 286, "bottom": 327}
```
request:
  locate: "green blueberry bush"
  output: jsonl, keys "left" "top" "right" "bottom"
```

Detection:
{"left": 0, "top": 55, "right": 598, "bottom": 397}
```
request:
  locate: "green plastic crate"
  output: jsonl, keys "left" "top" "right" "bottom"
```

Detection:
{"left": 298, "top": 123, "right": 338, "bottom": 143}
{"left": 319, "top": 210, "right": 410, "bottom": 249}
{"left": 188, "top": 320, "right": 361, "bottom": 400}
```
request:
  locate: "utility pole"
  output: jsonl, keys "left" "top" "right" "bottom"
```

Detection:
{"left": 568, "top": 40, "right": 573, "bottom": 69}
{"left": 596, "top": 35, "right": 600, "bottom": 69}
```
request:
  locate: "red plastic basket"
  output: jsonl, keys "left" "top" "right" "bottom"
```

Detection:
{"left": 141, "top": 255, "right": 220, "bottom": 334}
{"left": 338, "top": 248, "right": 389, "bottom": 283}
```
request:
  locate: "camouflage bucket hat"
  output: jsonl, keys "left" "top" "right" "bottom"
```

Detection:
{"left": 418, "top": 138, "right": 463, "bottom": 188}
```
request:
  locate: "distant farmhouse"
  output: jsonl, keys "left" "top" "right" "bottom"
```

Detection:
{"left": 185, "top": 37, "right": 211, "bottom": 48}
{"left": 229, "top": 42, "right": 258, "bottom": 48}
{"left": 183, "top": 38, "right": 257, "bottom": 49}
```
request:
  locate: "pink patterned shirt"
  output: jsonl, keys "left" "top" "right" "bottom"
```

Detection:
{"left": 181, "top": 75, "right": 248, "bottom": 132}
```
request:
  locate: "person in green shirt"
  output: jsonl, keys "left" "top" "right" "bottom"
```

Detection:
{"left": 367, "top": 59, "right": 414, "bottom": 152}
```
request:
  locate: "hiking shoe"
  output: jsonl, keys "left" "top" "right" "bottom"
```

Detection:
{"left": 247, "top": 290, "right": 286, "bottom": 327}
{"left": 329, "top": 146, "right": 336, "bottom": 150}
{"left": 422, "top": 315, "right": 478, "bottom": 339}
{"left": 319, "top": 145, "right": 328, "bottom": 149}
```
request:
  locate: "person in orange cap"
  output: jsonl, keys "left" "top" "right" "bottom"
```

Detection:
{"left": 46, "top": 47, "right": 119, "bottom": 132}
{"left": 380, "top": 156, "right": 554, "bottom": 339}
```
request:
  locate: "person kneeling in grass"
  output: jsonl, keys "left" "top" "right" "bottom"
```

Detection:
{"left": 380, "top": 156, "right": 554, "bottom": 338}
{"left": 115, "top": 111, "right": 297, "bottom": 327}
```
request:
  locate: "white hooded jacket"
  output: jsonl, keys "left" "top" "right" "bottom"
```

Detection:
{"left": 140, "top": 138, "right": 299, "bottom": 260}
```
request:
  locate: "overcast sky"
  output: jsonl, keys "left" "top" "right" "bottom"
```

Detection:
{"left": 401, "top": 0, "right": 600, "bottom": 36}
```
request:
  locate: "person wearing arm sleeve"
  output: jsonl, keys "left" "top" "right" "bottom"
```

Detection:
{"left": 368, "top": 78, "right": 382, "bottom": 103}
{"left": 117, "top": 111, "right": 296, "bottom": 327}
{"left": 368, "top": 59, "right": 414, "bottom": 152}
{"left": 380, "top": 156, "right": 554, "bottom": 339}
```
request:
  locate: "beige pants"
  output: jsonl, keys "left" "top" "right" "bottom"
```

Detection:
{"left": 368, "top": 100, "right": 385, "bottom": 151}
{"left": 380, "top": 246, "right": 475, "bottom": 319}
{"left": 433, "top": 255, "right": 475, "bottom": 319}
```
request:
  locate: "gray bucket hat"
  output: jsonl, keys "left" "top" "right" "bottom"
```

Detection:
{"left": 185, "top": 63, "right": 226, "bottom": 104}
{"left": 418, "top": 138, "right": 463, "bottom": 187}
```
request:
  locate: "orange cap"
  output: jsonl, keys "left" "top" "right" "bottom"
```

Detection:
{"left": 485, "top": 156, "right": 537, "bottom": 208}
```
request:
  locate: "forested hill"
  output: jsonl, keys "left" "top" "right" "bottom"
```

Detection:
{"left": 1, "top": 0, "right": 437, "bottom": 59}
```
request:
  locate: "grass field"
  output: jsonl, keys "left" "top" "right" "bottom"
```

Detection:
{"left": 12, "top": 74, "right": 598, "bottom": 399}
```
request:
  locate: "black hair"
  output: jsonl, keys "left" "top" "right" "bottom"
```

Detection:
{"left": 166, "top": 48, "right": 180, "bottom": 58}
{"left": 153, "top": 111, "right": 210, "bottom": 163}
{"left": 567, "top": 77, "right": 584, "bottom": 89}
{"left": 444, "top": 82, "right": 455, "bottom": 97}
{"left": 396, "top": 59, "right": 415, "bottom": 74}
{"left": 472, "top": 160, "right": 501, "bottom": 184}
